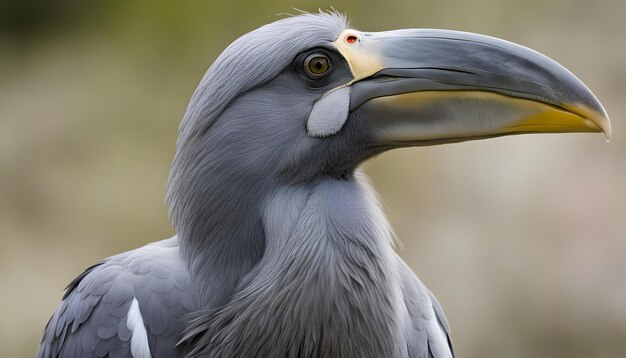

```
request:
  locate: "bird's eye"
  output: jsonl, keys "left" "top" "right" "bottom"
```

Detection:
{"left": 304, "top": 54, "right": 331, "bottom": 79}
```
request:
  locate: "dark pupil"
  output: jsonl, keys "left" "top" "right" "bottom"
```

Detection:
{"left": 309, "top": 57, "right": 328, "bottom": 74}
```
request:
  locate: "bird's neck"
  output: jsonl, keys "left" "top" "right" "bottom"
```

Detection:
{"left": 183, "top": 171, "right": 405, "bottom": 356}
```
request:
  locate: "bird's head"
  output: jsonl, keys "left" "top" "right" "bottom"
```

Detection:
{"left": 167, "top": 11, "right": 610, "bottom": 237}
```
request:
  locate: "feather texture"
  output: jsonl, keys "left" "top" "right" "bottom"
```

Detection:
{"left": 37, "top": 238, "right": 196, "bottom": 358}
{"left": 39, "top": 11, "right": 454, "bottom": 358}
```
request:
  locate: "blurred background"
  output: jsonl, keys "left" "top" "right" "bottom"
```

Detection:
{"left": 1, "top": 0, "right": 624, "bottom": 356}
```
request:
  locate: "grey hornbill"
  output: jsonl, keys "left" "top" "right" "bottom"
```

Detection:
{"left": 38, "top": 11, "right": 610, "bottom": 358}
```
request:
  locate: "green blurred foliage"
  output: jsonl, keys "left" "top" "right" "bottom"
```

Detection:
{"left": 1, "top": 0, "right": 625, "bottom": 357}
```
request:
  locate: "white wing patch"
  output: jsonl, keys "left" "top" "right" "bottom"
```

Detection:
{"left": 126, "top": 297, "right": 152, "bottom": 358}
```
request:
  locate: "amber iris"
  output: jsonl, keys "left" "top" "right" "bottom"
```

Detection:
{"left": 304, "top": 54, "right": 330, "bottom": 78}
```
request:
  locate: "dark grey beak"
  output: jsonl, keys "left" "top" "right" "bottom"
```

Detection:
{"left": 307, "top": 28, "right": 611, "bottom": 144}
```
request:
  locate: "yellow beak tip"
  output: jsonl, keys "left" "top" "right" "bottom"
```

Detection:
{"left": 592, "top": 112, "right": 611, "bottom": 142}
{"left": 568, "top": 104, "right": 612, "bottom": 142}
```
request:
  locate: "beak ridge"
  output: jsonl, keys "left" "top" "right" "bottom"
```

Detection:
{"left": 331, "top": 28, "right": 611, "bottom": 144}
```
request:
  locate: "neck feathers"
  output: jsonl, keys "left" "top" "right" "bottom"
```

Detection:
{"left": 183, "top": 172, "right": 405, "bottom": 357}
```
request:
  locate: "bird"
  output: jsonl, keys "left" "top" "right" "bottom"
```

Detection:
{"left": 38, "top": 11, "right": 610, "bottom": 358}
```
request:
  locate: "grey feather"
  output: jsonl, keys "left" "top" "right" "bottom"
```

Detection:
{"left": 167, "top": 11, "right": 350, "bottom": 310}
{"left": 38, "top": 238, "right": 195, "bottom": 358}
{"left": 40, "top": 11, "right": 456, "bottom": 358}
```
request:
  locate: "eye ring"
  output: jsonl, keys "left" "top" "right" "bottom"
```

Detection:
{"left": 304, "top": 53, "right": 331, "bottom": 79}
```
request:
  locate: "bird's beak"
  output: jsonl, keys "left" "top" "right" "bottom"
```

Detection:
{"left": 316, "top": 29, "right": 611, "bottom": 144}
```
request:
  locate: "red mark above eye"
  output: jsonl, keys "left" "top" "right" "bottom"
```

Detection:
{"left": 346, "top": 35, "right": 357, "bottom": 44}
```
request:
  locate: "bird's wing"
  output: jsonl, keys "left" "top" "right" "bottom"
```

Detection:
{"left": 37, "top": 238, "right": 196, "bottom": 358}
{"left": 427, "top": 288, "right": 454, "bottom": 356}
{"left": 397, "top": 258, "right": 455, "bottom": 358}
